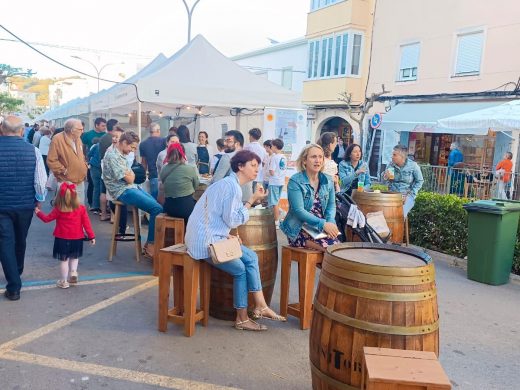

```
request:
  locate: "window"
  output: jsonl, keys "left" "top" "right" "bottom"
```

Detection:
{"left": 455, "top": 31, "right": 484, "bottom": 76}
{"left": 281, "top": 67, "right": 293, "bottom": 89}
{"left": 350, "top": 34, "right": 362, "bottom": 75}
{"left": 310, "top": 0, "right": 344, "bottom": 12}
{"left": 398, "top": 42, "right": 420, "bottom": 81}
{"left": 307, "top": 31, "right": 362, "bottom": 80}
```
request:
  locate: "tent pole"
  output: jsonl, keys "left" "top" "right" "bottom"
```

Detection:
{"left": 137, "top": 102, "right": 142, "bottom": 143}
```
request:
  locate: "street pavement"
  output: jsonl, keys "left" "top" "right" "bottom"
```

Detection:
{"left": 1, "top": 199, "right": 520, "bottom": 389}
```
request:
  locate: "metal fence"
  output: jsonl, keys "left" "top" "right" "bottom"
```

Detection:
{"left": 418, "top": 164, "right": 519, "bottom": 200}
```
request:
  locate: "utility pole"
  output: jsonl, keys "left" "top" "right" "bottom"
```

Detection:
{"left": 181, "top": 0, "right": 202, "bottom": 43}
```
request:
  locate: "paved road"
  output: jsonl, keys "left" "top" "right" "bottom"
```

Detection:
{"left": 1, "top": 201, "right": 519, "bottom": 389}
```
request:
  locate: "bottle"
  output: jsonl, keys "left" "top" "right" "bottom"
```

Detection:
{"left": 357, "top": 173, "right": 365, "bottom": 192}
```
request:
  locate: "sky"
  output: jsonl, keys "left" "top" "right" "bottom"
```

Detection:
{"left": 1, "top": 0, "right": 308, "bottom": 94}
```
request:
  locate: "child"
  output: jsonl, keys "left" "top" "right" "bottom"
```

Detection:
{"left": 268, "top": 138, "right": 287, "bottom": 227}
{"left": 262, "top": 140, "right": 272, "bottom": 190}
{"left": 35, "top": 182, "right": 96, "bottom": 289}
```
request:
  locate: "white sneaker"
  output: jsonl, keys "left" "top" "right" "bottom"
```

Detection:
{"left": 56, "top": 280, "right": 70, "bottom": 289}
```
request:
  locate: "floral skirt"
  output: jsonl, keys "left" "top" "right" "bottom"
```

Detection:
{"left": 288, "top": 230, "right": 339, "bottom": 249}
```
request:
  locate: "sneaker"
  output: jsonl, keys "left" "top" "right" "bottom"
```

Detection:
{"left": 69, "top": 271, "right": 78, "bottom": 284}
{"left": 56, "top": 280, "right": 70, "bottom": 289}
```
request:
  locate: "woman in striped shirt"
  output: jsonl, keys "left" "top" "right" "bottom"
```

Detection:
{"left": 185, "top": 150, "right": 286, "bottom": 331}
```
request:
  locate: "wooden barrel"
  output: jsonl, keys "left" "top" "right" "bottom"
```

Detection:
{"left": 209, "top": 208, "right": 278, "bottom": 321}
{"left": 352, "top": 190, "right": 404, "bottom": 243}
{"left": 309, "top": 243, "right": 439, "bottom": 390}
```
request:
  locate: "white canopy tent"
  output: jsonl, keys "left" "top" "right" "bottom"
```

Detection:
{"left": 437, "top": 99, "right": 520, "bottom": 172}
{"left": 91, "top": 34, "right": 302, "bottom": 116}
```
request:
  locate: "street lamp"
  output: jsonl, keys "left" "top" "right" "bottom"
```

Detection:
{"left": 71, "top": 56, "right": 124, "bottom": 93}
{"left": 181, "top": 0, "right": 202, "bottom": 43}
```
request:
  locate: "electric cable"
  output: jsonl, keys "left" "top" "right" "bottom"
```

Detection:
{"left": 0, "top": 24, "right": 142, "bottom": 101}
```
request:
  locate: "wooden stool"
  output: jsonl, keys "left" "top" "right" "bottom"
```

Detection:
{"left": 362, "top": 347, "right": 451, "bottom": 390}
{"left": 405, "top": 217, "right": 410, "bottom": 246}
{"left": 109, "top": 201, "right": 141, "bottom": 262}
{"left": 153, "top": 214, "right": 185, "bottom": 276}
{"left": 158, "top": 244, "right": 210, "bottom": 337}
{"left": 280, "top": 245, "right": 323, "bottom": 330}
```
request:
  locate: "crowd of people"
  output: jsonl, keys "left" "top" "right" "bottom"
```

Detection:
{"left": 1, "top": 114, "right": 432, "bottom": 330}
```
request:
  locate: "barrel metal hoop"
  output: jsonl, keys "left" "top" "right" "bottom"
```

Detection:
{"left": 319, "top": 273, "right": 437, "bottom": 302}
{"left": 322, "top": 263, "right": 435, "bottom": 285}
{"left": 310, "top": 361, "right": 358, "bottom": 390}
{"left": 313, "top": 301, "right": 439, "bottom": 336}
{"left": 245, "top": 242, "right": 278, "bottom": 251}
{"left": 325, "top": 254, "right": 435, "bottom": 276}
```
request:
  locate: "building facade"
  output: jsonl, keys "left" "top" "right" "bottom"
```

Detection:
{"left": 366, "top": 0, "right": 520, "bottom": 173}
{"left": 303, "top": 0, "right": 376, "bottom": 142}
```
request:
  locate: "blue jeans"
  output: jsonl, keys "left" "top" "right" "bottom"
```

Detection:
{"left": 0, "top": 210, "right": 33, "bottom": 293}
{"left": 203, "top": 245, "right": 262, "bottom": 309}
{"left": 149, "top": 177, "right": 159, "bottom": 200}
{"left": 118, "top": 187, "right": 163, "bottom": 243}
{"left": 403, "top": 195, "right": 415, "bottom": 219}
{"left": 90, "top": 166, "right": 102, "bottom": 209}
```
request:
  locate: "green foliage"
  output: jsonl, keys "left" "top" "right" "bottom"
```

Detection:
{"left": 0, "top": 93, "right": 24, "bottom": 114}
{"left": 408, "top": 192, "right": 469, "bottom": 258}
{"left": 409, "top": 191, "right": 520, "bottom": 275}
{"left": 370, "top": 183, "right": 388, "bottom": 191}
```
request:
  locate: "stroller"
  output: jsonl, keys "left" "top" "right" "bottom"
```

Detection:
{"left": 335, "top": 192, "right": 390, "bottom": 244}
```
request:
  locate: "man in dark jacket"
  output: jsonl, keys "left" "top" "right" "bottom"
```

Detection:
{"left": 0, "top": 116, "right": 47, "bottom": 301}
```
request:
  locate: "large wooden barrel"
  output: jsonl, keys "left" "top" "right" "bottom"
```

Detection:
{"left": 209, "top": 208, "right": 278, "bottom": 320}
{"left": 352, "top": 190, "right": 404, "bottom": 243}
{"left": 309, "top": 243, "right": 439, "bottom": 390}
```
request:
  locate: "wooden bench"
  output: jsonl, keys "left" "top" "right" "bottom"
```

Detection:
{"left": 279, "top": 245, "right": 323, "bottom": 330}
{"left": 158, "top": 244, "right": 210, "bottom": 337}
{"left": 362, "top": 347, "right": 451, "bottom": 390}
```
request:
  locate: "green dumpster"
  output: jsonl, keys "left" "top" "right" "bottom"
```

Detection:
{"left": 463, "top": 200, "right": 520, "bottom": 285}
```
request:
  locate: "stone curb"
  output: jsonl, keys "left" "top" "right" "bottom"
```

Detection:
{"left": 408, "top": 244, "right": 520, "bottom": 285}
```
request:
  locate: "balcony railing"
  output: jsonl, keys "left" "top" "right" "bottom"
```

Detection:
{"left": 417, "top": 164, "right": 518, "bottom": 200}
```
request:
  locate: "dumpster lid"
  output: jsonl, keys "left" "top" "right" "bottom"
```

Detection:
{"left": 463, "top": 200, "right": 520, "bottom": 214}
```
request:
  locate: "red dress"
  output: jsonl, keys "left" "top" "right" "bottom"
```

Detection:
{"left": 36, "top": 205, "right": 95, "bottom": 260}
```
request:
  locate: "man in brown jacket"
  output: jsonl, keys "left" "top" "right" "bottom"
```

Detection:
{"left": 47, "top": 118, "right": 88, "bottom": 203}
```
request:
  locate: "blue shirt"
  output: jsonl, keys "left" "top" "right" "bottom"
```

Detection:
{"left": 448, "top": 149, "right": 464, "bottom": 169}
{"left": 185, "top": 172, "right": 249, "bottom": 260}
{"left": 88, "top": 144, "right": 101, "bottom": 168}
{"left": 385, "top": 158, "right": 424, "bottom": 197}
{"left": 280, "top": 171, "right": 336, "bottom": 240}
{"left": 338, "top": 160, "right": 371, "bottom": 191}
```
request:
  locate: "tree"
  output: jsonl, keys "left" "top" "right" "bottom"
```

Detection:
{"left": 338, "top": 84, "right": 390, "bottom": 150}
{"left": 0, "top": 93, "right": 24, "bottom": 115}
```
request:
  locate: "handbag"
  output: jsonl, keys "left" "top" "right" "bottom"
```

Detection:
{"left": 131, "top": 160, "right": 146, "bottom": 184}
{"left": 205, "top": 195, "right": 242, "bottom": 264}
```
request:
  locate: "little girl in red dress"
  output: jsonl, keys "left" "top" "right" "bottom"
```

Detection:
{"left": 35, "top": 182, "right": 95, "bottom": 289}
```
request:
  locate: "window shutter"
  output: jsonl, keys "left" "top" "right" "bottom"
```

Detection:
{"left": 399, "top": 43, "right": 420, "bottom": 71}
{"left": 455, "top": 32, "right": 484, "bottom": 75}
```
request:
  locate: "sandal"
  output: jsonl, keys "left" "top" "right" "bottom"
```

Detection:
{"left": 252, "top": 307, "right": 287, "bottom": 322}
{"left": 234, "top": 319, "right": 267, "bottom": 331}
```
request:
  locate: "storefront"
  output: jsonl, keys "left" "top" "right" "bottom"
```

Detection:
{"left": 378, "top": 100, "right": 511, "bottom": 170}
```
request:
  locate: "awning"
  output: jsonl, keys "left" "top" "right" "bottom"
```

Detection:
{"left": 381, "top": 101, "right": 507, "bottom": 134}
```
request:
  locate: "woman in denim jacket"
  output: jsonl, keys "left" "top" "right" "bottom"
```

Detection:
{"left": 338, "top": 143, "right": 371, "bottom": 195}
{"left": 280, "top": 144, "right": 340, "bottom": 252}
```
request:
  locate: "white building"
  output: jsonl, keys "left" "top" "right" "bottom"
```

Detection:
{"left": 49, "top": 78, "right": 90, "bottom": 110}
{"left": 232, "top": 38, "right": 308, "bottom": 92}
